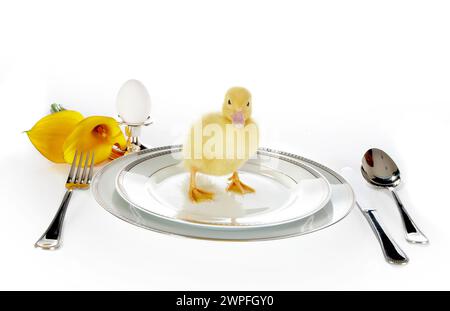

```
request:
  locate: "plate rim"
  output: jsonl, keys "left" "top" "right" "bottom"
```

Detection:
{"left": 115, "top": 146, "right": 333, "bottom": 229}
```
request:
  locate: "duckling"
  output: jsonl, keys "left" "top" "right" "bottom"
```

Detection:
{"left": 183, "top": 87, "right": 259, "bottom": 203}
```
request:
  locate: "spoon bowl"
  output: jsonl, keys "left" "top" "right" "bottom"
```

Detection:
{"left": 361, "top": 149, "right": 401, "bottom": 188}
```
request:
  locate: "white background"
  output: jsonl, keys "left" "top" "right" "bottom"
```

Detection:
{"left": 1, "top": 0, "right": 449, "bottom": 290}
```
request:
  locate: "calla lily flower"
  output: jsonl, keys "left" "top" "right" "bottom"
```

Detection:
{"left": 26, "top": 107, "right": 127, "bottom": 165}
{"left": 26, "top": 110, "right": 84, "bottom": 163}
{"left": 63, "top": 116, "right": 127, "bottom": 165}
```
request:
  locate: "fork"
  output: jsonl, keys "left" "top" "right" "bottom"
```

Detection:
{"left": 35, "top": 151, "right": 95, "bottom": 250}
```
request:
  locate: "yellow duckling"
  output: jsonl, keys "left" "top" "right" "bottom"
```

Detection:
{"left": 183, "top": 87, "right": 259, "bottom": 203}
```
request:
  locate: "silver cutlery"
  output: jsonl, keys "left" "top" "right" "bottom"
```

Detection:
{"left": 361, "top": 148, "right": 428, "bottom": 244}
{"left": 35, "top": 151, "right": 95, "bottom": 250}
{"left": 356, "top": 202, "right": 409, "bottom": 264}
{"left": 341, "top": 168, "right": 408, "bottom": 265}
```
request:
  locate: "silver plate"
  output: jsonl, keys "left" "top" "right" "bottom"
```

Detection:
{"left": 115, "top": 147, "right": 332, "bottom": 228}
{"left": 91, "top": 145, "right": 355, "bottom": 241}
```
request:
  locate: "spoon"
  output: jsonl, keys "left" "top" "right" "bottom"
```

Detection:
{"left": 361, "top": 148, "right": 429, "bottom": 244}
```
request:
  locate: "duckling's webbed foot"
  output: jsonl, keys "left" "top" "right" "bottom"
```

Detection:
{"left": 189, "top": 187, "right": 214, "bottom": 203}
{"left": 189, "top": 169, "right": 214, "bottom": 203}
{"left": 227, "top": 171, "right": 255, "bottom": 194}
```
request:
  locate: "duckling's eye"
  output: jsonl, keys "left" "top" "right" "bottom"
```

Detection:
{"left": 247, "top": 102, "right": 250, "bottom": 107}
{"left": 228, "top": 99, "right": 232, "bottom": 105}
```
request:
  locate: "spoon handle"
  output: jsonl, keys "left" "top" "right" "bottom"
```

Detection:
{"left": 390, "top": 189, "right": 429, "bottom": 244}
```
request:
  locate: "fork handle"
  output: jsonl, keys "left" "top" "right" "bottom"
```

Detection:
{"left": 35, "top": 190, "right": 73, "bottom": 250}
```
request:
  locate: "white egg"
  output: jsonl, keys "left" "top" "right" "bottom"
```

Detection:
{"left": 116, "top": 79, "right": 151, "bottom": 124}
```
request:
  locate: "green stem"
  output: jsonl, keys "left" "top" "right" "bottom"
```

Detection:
{"left": 50, "top": 103, "right": 66, "bottom": 113}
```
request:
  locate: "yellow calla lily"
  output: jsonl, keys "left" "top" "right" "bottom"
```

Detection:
{"left": 26, "top": 110, "right": 84, "bottom": 163}
{"left": 63, "top": 116, "right": 127, "bottom": 165}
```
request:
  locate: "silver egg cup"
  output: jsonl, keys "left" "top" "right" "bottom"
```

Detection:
{"left": 118, "top": 116, "right": 153, "bottom": 153}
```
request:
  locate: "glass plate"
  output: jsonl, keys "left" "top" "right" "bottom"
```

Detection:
{"left": 116, "top": 147, "right": 332, "bottom": 228}
{"left": 91, "top": 145, "right": 355, "bottom": 241}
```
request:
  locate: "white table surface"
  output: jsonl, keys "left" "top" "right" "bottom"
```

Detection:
{"left": 1, "top": 0, "right": 450, "bottom": 290}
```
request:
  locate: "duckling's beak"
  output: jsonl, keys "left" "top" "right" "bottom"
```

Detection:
{"left": 231, "top": 111, "right": 245, "bottom": 128}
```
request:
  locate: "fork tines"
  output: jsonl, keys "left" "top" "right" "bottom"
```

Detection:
{"left": 66, "top": 151, "right": 95, "bottom": 186}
